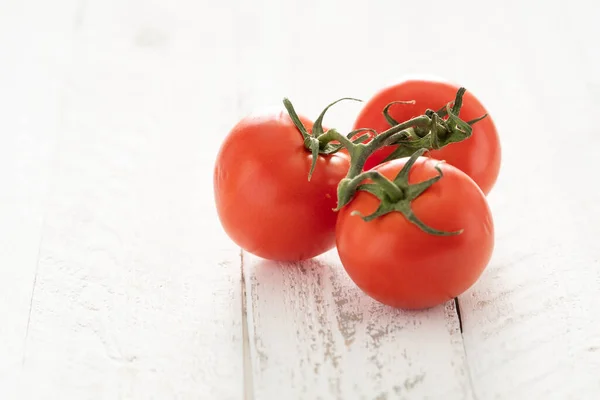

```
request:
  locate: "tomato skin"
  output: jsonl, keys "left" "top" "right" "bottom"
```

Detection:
{"left": 353, "top": 79, "right": 501, "bottom": 195}
{"left": 214, "top": 110, "right": 349, "bottom": 261}
{"left": 335, "top": 157, "right": 494, "bottom": 310}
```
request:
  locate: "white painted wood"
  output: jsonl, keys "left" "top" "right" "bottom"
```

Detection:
{"left": 456, "top": 2, "right": 600, "bottom": 399}
{"left": 17, "top": 1, "right": 244, "bottom": 398}
{"left": 244, "top": 251, "right": 472, "bottom": 400}
{"left": 0, "top": 0, "right": 79, "bottom": 396}
{"left": 2, "top": 0, "right": 599, "bottom": 398}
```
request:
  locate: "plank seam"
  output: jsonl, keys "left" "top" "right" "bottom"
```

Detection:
{"left": 455, "top": 298, "right": 478, "bottom": 400}
{"left": 21, "top": 225, "right": 46, "bottom": 367}
{"left": 454, "top": 297, "right": 463, "bottom": 333}
{"left": 20, "top": 20, "right": 78, "bottom": 366}
{"left": 241, "top": 250, "right": 255, "bottom": 400}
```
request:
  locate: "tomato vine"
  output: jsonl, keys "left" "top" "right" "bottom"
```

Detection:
{"left": 283, "top": 88, "right": 487, "bottom": 235}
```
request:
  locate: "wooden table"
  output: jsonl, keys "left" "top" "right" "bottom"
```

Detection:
{"left": 2, "top": 0, "right": 599, "bottom": 398}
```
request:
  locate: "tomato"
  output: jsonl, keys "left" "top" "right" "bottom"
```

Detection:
{"left": 353, "top": 78, "right": 501, "bottom": 195}
{"left": 335, "top": 156, "right": 494, "bottom": 310}
{"left": 214, "top": 109, "right": 349, "bottom": 261}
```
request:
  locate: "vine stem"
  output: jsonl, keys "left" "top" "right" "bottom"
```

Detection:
{"left": 347, "top": 148, "right": 463, "bottom": 236}
{"left": 319, "top": 115, "right": 431, "bottom": 182}
{"left": 282, "top": 87, "right": 483, "bottom": 213}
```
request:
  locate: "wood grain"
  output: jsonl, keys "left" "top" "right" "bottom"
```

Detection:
{"left": 18, "top": 1, "right": 244, "bottom": 398}
{"left": 244, "top": 251, "right": 473, "bottom": 400}
{"left": 456, "top": 2, "right": 600, "bottom": 399}
{"left": 2, "top": 0, "right": 600, "bottom": 398}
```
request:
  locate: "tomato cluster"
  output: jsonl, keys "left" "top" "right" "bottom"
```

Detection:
{"left": 214, "top": 78, "right": 500, "bottom": 310}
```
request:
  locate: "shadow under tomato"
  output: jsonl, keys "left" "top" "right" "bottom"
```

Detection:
{"left": 247, "top": 252, "right": 466, "bottom": 357}
{"left": 248, "top": 255, "right": 335, "bottom": 291}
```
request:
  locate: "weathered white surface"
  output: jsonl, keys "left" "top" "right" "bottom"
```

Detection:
{"left": 1, "top": 0, "right": 600, "bottom": 399}
{"left": 11, "top": 0, "right": 244, "bottom": 398}
{"left": 456, "top": 2, "right": 600, "bottom": 399}
{"left": 244, "top": 251, "right": 472, "bottom": 400}
{"left": 0, "top": 0, "right": 79, "bottom": 394}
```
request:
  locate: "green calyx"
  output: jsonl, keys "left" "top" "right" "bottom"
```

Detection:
{"left": 379, "top": 87, "right": 486, "bottom": 163}
{"left": 283, "top": 87, "right": 484, "bottom": 235}
{"left": 283, "top": 97, "right": 367, "bottom": 180}
{"left": 333, "top": 87, "right": 486, "bottom": 212}
{"left": 348, "top": 148, "right": 462, "bottom": 236}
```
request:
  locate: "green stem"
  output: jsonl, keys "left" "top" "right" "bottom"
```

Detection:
{"left": 349, "top": 149, "right": 462, "bottom": 236}
{"left": 311, "top": 97, "right": 362, "bottom": 137}
{"left": 283, "top": 98, "right": 309, "bottom": 139}
{"left": 346, "top": 145, "right": 369, "bottom": 178}
{"left": 283, "top": 97, "right": 362, "bottom": 181}
{"left": 316, "top": 116, "right": 432, "bottom": 180}
{"left": 382, "top": 100, "right": 416, "bottom": 126}
{"left": 384, "top": 127, "right": 417, "bottom": 145}
{"left": 317, "top": 128, "right": 354, "bottom": 151}
{"left": 370, "top": 173, "right": 404, "bottom": 202}
{"left": 282, "top": 88, "right": 485, "bottom": 222}
{"left": 332, "top": 89, "right": 484, "bottom": 210}
{"left": 370, "top": 116, "right": 431, "bottom": 149}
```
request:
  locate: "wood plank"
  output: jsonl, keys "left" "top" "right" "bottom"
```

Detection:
{"left": 455, "top": 2, "right": 600, "bottom": 398}
{"left": 19, "top": 1, "right": 244, "bottom": 398}
{"left": 0, "top": 0, "right": 79, "bottom": 396}
{"left": 244, "top": 251, "right": 472, "bottom": 399}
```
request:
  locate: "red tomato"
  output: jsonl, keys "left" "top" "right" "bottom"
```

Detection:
{"left": 335, "top": 156, "right": 494, "bottom": 310}
{"left": 353, "top": 78, "right": 501, "bottom": 195}
{"left": 214, "top": 109, "right": 349, "bottom": 261}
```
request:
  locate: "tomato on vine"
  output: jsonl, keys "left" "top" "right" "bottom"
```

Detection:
{"left": 214, "top": 84, "right": 495, "bottom": 280}
{"left": 353, "top": 78, "right": 501, "bottom": 195}
{"left": 213, "top": 100, "right": 357, "bottom": 261}
{"left": 335, "top": 150, "right": 495, "bottom": 310}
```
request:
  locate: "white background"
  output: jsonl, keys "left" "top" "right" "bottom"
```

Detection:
{"left": 1, "top": 0, "right": 599, "bottom": 399}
